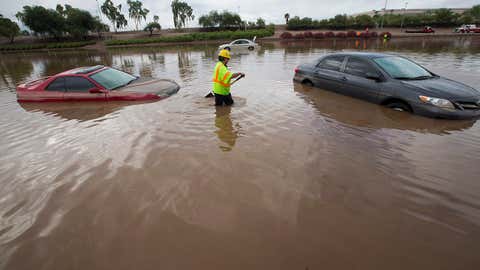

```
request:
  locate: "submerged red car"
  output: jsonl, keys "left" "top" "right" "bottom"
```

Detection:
{"left": 17, "top": 65, "right": 180, "bottom": 102}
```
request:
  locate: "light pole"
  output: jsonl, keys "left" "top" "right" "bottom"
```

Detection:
{"left": 400, "top": 2, "right": 408, "bottom": 32}
{"left": 380, "top": 0, "right": 388, "bottom": 29}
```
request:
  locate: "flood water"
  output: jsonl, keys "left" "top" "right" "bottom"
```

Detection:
{"left": 1, "top": 37, "right": 480, "bottom": 269}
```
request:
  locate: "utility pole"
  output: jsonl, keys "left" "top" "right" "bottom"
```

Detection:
{"left": 400, "top": 2, "right": 408, "bottom": 32}
{"left": 380, "top": 0, "right": 388, "bottom": 29}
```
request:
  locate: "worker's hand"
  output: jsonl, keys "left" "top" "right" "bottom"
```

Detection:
{"left": 233, "top": 72, "right": 245, "bottom": 78}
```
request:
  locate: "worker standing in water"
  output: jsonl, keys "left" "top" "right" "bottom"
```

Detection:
{"left": 212, "top": 49, "right": 245, "bottom": 106}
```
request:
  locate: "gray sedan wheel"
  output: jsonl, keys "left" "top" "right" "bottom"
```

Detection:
{"left": 302, "top": 80, "right": 314, "bottom": 86}
{"left": 386, "top": 102, "right": 412, "bottom": 113}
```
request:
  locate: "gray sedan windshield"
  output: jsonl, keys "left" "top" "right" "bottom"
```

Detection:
{"left": 90, "top": 68, "right": 137, "bottom": 90}
{"left": 374, "top": 56, "right": 433, "bottom": 79}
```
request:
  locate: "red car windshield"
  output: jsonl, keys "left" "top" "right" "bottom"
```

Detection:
{"left": 90, "top": 68, "right": 137, "bottom": 90}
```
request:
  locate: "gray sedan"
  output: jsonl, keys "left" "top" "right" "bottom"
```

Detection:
{"left": 293, "top": 52, "right": 480, "bottom": 119}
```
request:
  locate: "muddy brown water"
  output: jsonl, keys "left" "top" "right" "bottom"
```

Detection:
{"left": 1, "top": 38, "right": 480, "bottom": 270}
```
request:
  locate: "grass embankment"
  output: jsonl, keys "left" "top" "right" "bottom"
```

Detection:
{"left": 0, "top": 41, "right": 96, "bottom": 52}
{"left": 105, "top": 28, "right": 275, "bottom": 46}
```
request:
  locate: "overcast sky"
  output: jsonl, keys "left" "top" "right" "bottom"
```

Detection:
{"left": 1, "top": 0, "right": 477, "bottom": 30}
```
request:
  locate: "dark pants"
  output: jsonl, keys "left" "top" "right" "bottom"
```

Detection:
{"left": 214, "top": 93, "right": 234, "bottom": 106}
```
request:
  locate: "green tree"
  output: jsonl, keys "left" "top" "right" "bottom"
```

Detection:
{"left": 433, "top": 8, "right": 457, "bottom": 26}
{"left": 0, "top": 16, "right": 20, "bottom": 43}
{"left": 469, "top": 5, "right": 480, "bottom": 23}
{"left": 171, "top": 0, "right": 194, "bottom": 29}
{"left": 198, "top": 11, "right": 243, "bottom": 29}
{"left": 457, "top": 14, "right": 474, "bottom": 24}
{"left": 93, "top": 16, "right": 110, "bottom": 38}
{"left": 101, "top": 0, "right": 127, "bottom": 32}
{"left": 329, "top": 14, "right": 348, "bottom": 29}
{"left": 256, "top": 18, "right": 266, "bottom": 28}
{"left": 219, "top": 11, "right": 241, "bottom": 28}
{"left": 355, "top": 15, "right": 375, "bottom": 28}
{"left": 198, "top": 11, "right": 217, "bottom": 28}
{"left": 58, "top": 5, "right": 96, "bottom": 39}
{"left": 284, "top": 13, "right": 290, "bottom": 24}
{"left": 127, "top": 0, "right": 149, "bottom": 30}
{"left": 153, "top": 15, "right": 159, "bottom": 23}
{"left": 144, "top": 22, "right": 161, "bottom": 36}
{"left": 16, "top": 6, "right": 65, "bottom": 39}
{"left": 56, "top": 4, "right": 65, "bottom": 16}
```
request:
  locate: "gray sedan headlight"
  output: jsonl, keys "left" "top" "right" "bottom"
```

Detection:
{"left": 419, "top": 95, "right": 455, "bottom": 110}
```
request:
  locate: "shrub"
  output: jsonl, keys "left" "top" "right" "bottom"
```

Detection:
{"left": 335, "top": 32, "right": 346, "bottom": 38}
{"left": 106, "top": 29, "right": 274, "bottom": 46}
{"left": 0, "top": 44, "right": 44, "bottom": 51}
{"left": 313, "top": 32, "right": 324, "bottom": 39}
{"left": 347, "top": 31, "right": 357, "bottom": 38}
{"left": 45, "top": 41, "right": 95, "bottom": 49}
{"left": 0, "top": 41, "right": 94, "bottom": 51}
{"left": 294, "top": 33, "right": 305, "bottom": 39}
{"left": 280, "top": 32, "right": 293, "bottom": 39}
{"left": 380, "top": 32, "right": 392, "bottom": 39}
{"left": 324, "top": 31, "right": 334, "bottom": 38}
{"left": 304, "top": 31, "right": 313, "bottom": 38}
{"left": 360, "top": 32, "right": 371, "bottom": 38}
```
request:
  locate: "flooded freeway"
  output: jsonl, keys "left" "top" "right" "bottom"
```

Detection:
{"left": 1, "top": 37, "right": 480, "bottom": 269}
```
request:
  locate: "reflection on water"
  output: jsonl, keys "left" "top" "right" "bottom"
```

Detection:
{"left": 18, "top": 101, "right": 155, "bottom": 122}
{"left": 293, "top": 82, "right": 476, "bottom": 134}
{"left": 1, "top": 38, "right": 480, "bottom": 270}
{"left": 214, "top": 106, "right": 239, "bottom": 151}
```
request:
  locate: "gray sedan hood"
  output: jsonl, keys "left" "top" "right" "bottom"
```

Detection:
{"left": 401, "top": 77, "right": 480, "bottom": 99}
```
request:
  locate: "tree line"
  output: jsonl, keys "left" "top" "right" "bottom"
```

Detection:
{"left": 198, "top": 10, "right": 267, "bottom": 31}
{"left": 0, "top": 0, "right": 197, "bottom": 43}
{"left": 287, "top": 5, "right": 480, "bottom": 30}
{"left": 0, "top": 0, "right": 271, "bottom": 44}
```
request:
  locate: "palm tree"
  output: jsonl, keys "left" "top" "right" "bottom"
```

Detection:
{"left": 284, "top": 13, "right": 290, "bottom": 24}
{"left": 127, "top": 0, "right": 149, "bottom": 31}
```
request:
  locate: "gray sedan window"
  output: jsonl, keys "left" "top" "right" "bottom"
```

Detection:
{"left": 345, "top": 58, "right": 379, "bottom": 77}
{"left": 318, "top": 56, "right": 345, "bottom": 72}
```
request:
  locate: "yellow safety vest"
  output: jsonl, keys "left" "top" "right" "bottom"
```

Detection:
{"left": 212, "top": 61, "right": 232, "bottom": 95}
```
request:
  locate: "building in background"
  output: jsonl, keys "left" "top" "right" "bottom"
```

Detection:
{"left": 352, "top": 8, "right": 468, "bottom": 17}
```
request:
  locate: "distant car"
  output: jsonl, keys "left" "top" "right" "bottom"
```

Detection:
{"left": 218, "top": 37, "right": 258, "bottom": 51}
{"left": 293, "top": 52, "right": 480, "bottom": 119}
{"left": 454, "top": 24, "right": 480, "bottom": 33}
{"left": 16, "top": 66, "right": 180, "bottom": 102}
{"left": 405, "top": 26, "right": 435, "bottom": 33}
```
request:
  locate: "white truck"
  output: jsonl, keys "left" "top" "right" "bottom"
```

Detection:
{"left": 454, "top": 24, "right": 480, "bottom": 33}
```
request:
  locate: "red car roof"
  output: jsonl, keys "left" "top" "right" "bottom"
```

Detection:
{"left": 57, "top": 65, "right": 107, "bottom": 76}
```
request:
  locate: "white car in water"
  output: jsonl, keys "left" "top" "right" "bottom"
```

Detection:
{"left": 218, "top": 37, "right": 258, "bottom": 51}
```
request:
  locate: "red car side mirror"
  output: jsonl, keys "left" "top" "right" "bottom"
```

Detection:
{"left": 89, "top": 88, "right": 104, "bottom": 94}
